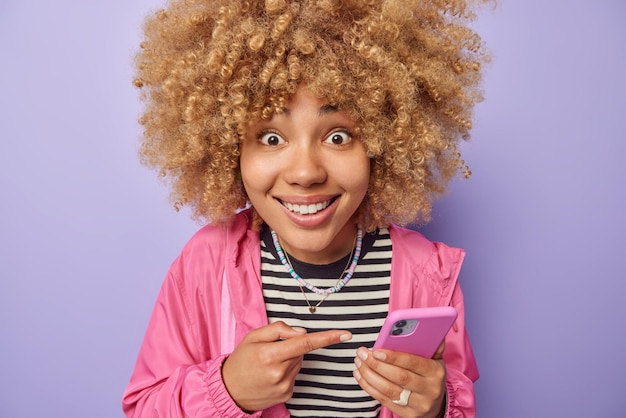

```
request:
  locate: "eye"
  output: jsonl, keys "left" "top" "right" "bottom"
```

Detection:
{"left": 259, "top": 131, "right": 285, "bottom": 146}
{"left": 324, "top": 130, "right": 352, "bottom": 145}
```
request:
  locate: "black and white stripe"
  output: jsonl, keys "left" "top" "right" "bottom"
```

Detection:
{"left": 261, "top": 227, "right": 392, "bottom": 417}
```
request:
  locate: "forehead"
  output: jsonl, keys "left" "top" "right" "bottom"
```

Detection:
{"left": 280, "top": 85, "right": 335, "bottom": 114}
{"left": 251, "top": 84, "right": 354, "bottom": 124}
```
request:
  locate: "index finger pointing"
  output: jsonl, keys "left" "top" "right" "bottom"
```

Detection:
{"left": 281, "top": 329, "right": 352, "bottom": 359}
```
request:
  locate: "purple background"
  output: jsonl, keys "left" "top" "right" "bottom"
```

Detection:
{"left": 1, "top": 1, "right": 625, "bottom": 417}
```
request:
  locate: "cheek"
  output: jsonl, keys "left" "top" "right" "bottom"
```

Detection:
{"left": 239, "top": 155, "right": 258, "bottom": 192}
{"left": 354, "top": 154, "right": 371, "bottom": 179}
{"left": 240, "top": 155, "right": 273, "bottom": 195}
{"left": 342, "top": 156, "right": 370, "bottom": 195}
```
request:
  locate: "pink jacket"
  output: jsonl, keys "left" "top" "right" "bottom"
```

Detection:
{"left": 122, "top": 210, "right": 479, "bottom": 417}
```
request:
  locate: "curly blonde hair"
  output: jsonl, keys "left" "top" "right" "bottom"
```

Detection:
{"left": 134, "top": 0, "right": 490, "bottom": 230}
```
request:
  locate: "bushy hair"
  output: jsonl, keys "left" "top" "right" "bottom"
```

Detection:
{"left": 134, "top": 0, "right": 491, "bottom": 230}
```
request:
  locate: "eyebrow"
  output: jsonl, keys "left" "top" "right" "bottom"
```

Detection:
{"left": 280, "top": 103, "right": 339, "bottom": 117}
{"left": 318, "top": 104, "right": 339, "bottom": 116}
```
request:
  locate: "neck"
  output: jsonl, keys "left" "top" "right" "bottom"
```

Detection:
{"left": 278, "top": 223, "right": 358, "bottom": 264}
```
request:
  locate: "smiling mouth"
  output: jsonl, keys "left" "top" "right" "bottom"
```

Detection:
{"left": 279, "top": 198, "right": 336, "bottom": 215}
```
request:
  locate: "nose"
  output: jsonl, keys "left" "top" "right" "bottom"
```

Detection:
{"left": 282, "top": 143, "right": 327, "bottom": 187}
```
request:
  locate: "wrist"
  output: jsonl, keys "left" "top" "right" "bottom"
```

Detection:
{"left": 436, "top": 391, "right": 448, "bottom": 418}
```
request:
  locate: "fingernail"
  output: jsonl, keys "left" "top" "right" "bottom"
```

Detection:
{"left": 293, "top": 327, "right": 307, "bottom": 333}
{"left": 372, "top": 350, "right": 386, "bottom": 361}
{"left": 353, "top": 369, "right": 362, "bottom": 381}
{"left": 340, "top": 333, "right": 352, "bottom": 342}
{"left": 357, "top": 347, "right": 368, "bottom": 360}
{"left": 354, "top": 357, "right": 362, "bottom": 368}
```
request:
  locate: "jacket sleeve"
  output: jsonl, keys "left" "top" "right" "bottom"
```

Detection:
{"left": 384, "top": 228, "right": 478, "bottom": 418}
{"left": 121, "top": 269, "right": 261, "bottom": 418}
{"left": 441, "top": 280, "right": 479, "bottom": 418}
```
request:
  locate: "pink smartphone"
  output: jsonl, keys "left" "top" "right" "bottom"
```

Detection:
{"left": 373, "top": 306, "right": 458, "bottom": 358}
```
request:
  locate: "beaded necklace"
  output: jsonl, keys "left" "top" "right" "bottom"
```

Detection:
{"left": 271, "top": 226, "right": 364, "bottom": 300}
{"left": 282, "top": 247, "right": 353, "bottom": 313}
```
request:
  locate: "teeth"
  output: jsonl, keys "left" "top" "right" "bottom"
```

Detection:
{"left": 284, "top": 200, "right": 330, "bottom": 215}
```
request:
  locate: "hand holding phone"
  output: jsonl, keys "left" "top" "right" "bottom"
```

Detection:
{"left": 373, "top": 306, "right": 457, "bottom": 358}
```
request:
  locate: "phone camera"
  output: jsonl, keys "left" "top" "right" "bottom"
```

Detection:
{"left": 392, "top": 320, "right": 407, "bottom": 335}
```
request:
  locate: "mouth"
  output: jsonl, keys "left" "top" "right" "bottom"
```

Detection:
{"left": 278, "top": 197, "right": 337, "bottom": 215}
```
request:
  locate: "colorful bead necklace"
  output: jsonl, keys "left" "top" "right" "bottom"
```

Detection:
{"left": 283, "top": 247, "right": 353, "bottom": 313}
{"left": 271, "top": 226, "right": 363, "bottom": 298}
